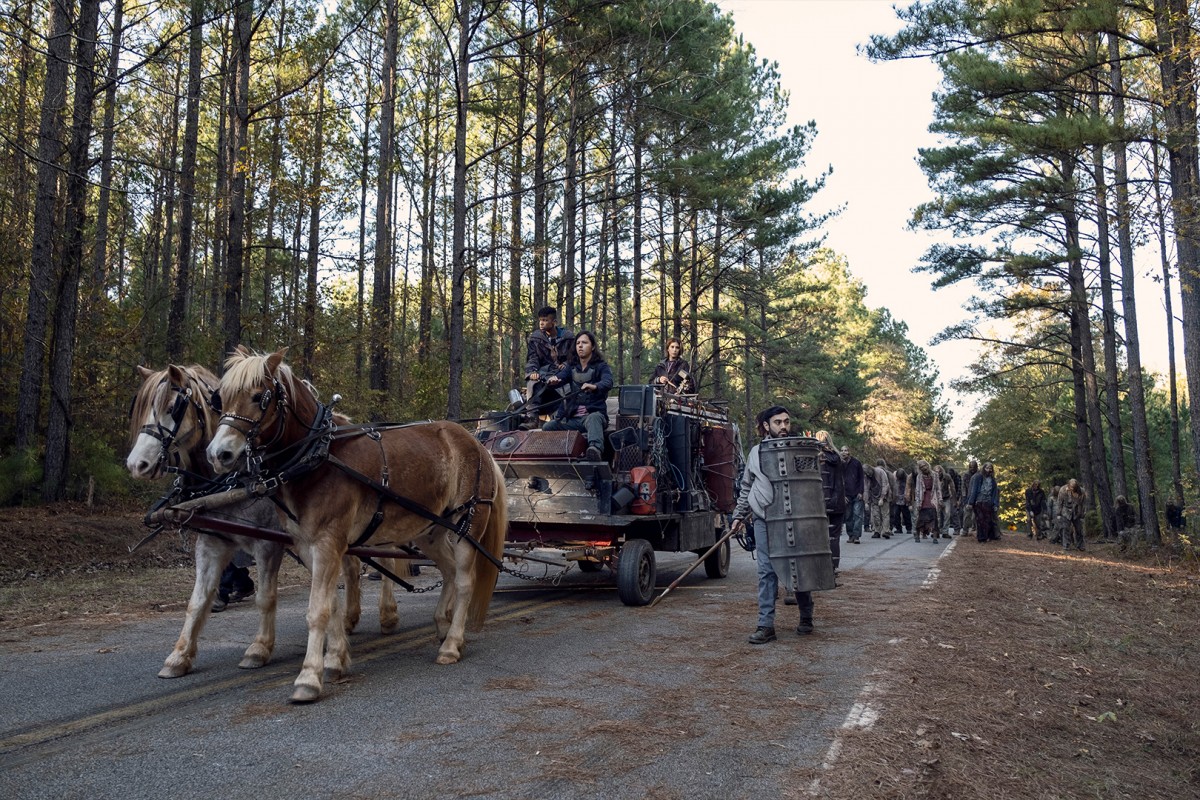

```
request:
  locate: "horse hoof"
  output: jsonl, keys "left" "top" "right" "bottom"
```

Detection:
{"left": 323, "top": 666, "right": 344, "bottom": 682}
{"left": 435, "top": 652, "right": 461, "bottom": 665}
{"left": 290, "top": 684, "right": 322, "bottom": 704}
{"left": 380, "top": 620, "right": 399, "bottom": 634}
{"left": 238, "top": 654, "right": 268, "bottom": 669}
{"left": 158, "top": 663, "right": 189, "bottom": 679}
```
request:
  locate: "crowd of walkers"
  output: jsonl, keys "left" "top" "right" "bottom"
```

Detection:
{"left": 829, "top": 447, "right": 1157, "bottom": 553}
{"left": 728, "top": 408, "right": 1142, "bottom": 644}
{"left": 833, "top": 450, "right": 1003, "bottom": 544}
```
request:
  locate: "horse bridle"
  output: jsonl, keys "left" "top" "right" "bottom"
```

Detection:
{"left": 138, "top": 378, "right": 209, "bottom": 471}
{"left": 212, "top": 378, "right": 290, "bottom": 460}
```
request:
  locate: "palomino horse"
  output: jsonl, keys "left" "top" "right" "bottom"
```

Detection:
{"left": 126, "top": 364, "right": 398, "bottom": 681}
{"left": 206, "top": 348, "right": 507, "bottom": 703}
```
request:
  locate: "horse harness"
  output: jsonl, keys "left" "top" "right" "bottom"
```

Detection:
{"left": 215, "top": 389, "right": 503, "bottom": 576}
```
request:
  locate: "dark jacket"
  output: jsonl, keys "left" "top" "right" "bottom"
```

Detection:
{"left": 1025, "top": 486, "right": 1046, "bottom": 514}
{"left": 841, "top": 455, "right": 864, "bottom": 498}
{"left": 525, "top": 326, "right": 575, "bottom": 377}
{"left": 820, "top": 446, "right": 847, "bottom": 517}
{"left": 967, "top": 472, "right": 999, "bottom": 506}
{"left": 651, "top": 358, "right": 695, "bottom": 393}
{"left": 552, "top": 357, "right": 614, "bottom": 420}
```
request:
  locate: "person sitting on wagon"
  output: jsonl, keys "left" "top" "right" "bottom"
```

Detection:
{"left": 543, "top": 331, "right": 612, "bottom": 462}
{"left": 524, "top": 305, "right": 575, "bottom": 412}
{"left": 651, "top": 337, "right": 695, "bottom": 393}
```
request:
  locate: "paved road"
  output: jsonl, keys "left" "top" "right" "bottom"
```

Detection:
{"left": 0, "top": 531, "right": 957, "bottom": 799}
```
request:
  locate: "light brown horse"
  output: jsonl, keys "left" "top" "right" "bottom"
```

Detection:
{"left": 126, "top": 364, "right": 399, "bottom": 681}
{"left": 205, "top": 348, "right": 507, "bottom": 703}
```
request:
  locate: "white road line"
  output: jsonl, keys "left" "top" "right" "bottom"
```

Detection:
{"left": 920, "top": 536, "right": 958, "bottom": 589}
{"left": 808, "top": 537, "right": 956, "bottom": 795}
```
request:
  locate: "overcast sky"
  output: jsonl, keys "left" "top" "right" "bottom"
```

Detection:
{"left": 717, "top": 0, "right": 1180, "bottom": 440}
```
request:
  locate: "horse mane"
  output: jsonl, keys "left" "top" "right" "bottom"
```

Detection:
{"left": 129, "top": 367, "right": 169, "bottom": 444}
{"left": 222, "top": 349, "right": 326, "bottom": 426}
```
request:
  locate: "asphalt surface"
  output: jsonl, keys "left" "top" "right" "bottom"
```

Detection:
{"left": 0, "top": 529, "right": 957, "bottom": 799}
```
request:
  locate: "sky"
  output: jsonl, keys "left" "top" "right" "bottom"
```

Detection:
{"left": 716, "top": 0, "right": 1180, "bottom": 440}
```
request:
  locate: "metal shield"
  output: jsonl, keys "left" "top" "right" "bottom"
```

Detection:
{"left": 760, "top": 437, "right": 836, "bottom": 593}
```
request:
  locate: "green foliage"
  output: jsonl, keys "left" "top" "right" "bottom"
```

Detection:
{"left": 0, "top": 0, "right": 955, "bottom": 506}
{"left": 65, "top": 433, "right": 136, "bottom": 503}
{"left": 0, "top": 449, "right": 42, "bottom": 506}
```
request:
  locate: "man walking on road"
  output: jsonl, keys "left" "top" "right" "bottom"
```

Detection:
{"left": 730, "top": 406, "right": 817, "bottom": 644}
{"left": 839, "top": 445, "right": 865, "bottom": 544}
{"left": 909, "top": 460, "right": 942, "bottom": 543}
{"left": 960, "top": 460, "right": 979, "bottom": 537}
{"left": 967, "top": 462, "right": 1001, "bottom": 542}
{"left": 868, "top": 459, "right": 892, "bottom": 538}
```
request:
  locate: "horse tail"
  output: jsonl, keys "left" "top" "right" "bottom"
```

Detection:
{"left": 467, "top": 457, "right": 507, "bottom": 631}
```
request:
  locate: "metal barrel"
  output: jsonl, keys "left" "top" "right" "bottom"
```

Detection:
{"left": 760, "top": 437, "right": 836, "bottom": 593}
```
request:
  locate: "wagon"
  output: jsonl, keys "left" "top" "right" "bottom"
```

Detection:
{"left": 477, "top": 385, "right": 744, "bottom": 605}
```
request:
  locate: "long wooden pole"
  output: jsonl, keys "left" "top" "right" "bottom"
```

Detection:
{"left": 648, "top": 527, "right": 737, "bottom": 608}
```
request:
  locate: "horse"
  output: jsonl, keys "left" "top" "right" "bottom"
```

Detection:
{"left": 126, "top": 363, "right": 399, "bottom": 681}
{"left": 205, "top": 348, "right": 507, "bottom": 703}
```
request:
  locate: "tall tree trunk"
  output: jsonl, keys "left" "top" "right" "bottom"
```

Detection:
{"left": 447, "top": 0, "right": 472, "bottom": 419}
{"left": 578, "top": 139, "right": 588, "bottom": 330}
{"left": 1150, "top": 137, "right": 1185, "bottom": 507}
{"left": 210, "top": 18, "right": 232, "bottom": 333}
{"left": 711, "top": 207, "right": 724, "bottom": 399}
{"left": 532, "top": 0, "right": 547, "bottom": 311}
{"left": 609, "top": 109, "right": 623, "bottom": 381}
{"left": 688, "top": 210, "right": 699, "bottom": 359}
{"left": 223, "top": 0, "right": 254, "bottom": 362}
{"left": 1109, "top": 35, "right": 1161, "bottom": 544}
{"left": 487, "top": 125, "right": 500, "bottom": 393}
{"left": 1089, "top": 68, "right": 1127, "bottom": 500}
{"left": 90, "top": 0, "right": 124, "bottom": 291}
{"left": 563, "top": 67, "right": 579, "bottom": 328}
{"left": 16, "top": 0, "right": 73, "bottom": 452}
{"left": 1154, "top": 0, "right": 1200, "bottom": 489}
{"left": 370, "top": 0, "right": 398, "bottom": 395}
{"left": 630, "top": 115, "right": 644, "bottom": 383}
{"left": 671, "top": 165, "right": 683, "bottom": 339}
{"left": 356, "top": 33, "right": 374, "bottom": 386}
{"left": 508, "top": 3, "right": 528, "bottom": 385}
{"left": 302, "top": 77, "right": 326, "bottom": 381}
{"left": 1063, "top": 157, "right": 1115, "bottom": 540}
{"left": 43, "top": 0, "right": 101, "bottom": 499}
{"left": 160, "top": 62, "right": 182, "bottom": 334}
{"left": 9, "top": 0, "right": 36, "bottom": 237}
{"left": 168, "top": 0, "right": 201, "bottom": 362}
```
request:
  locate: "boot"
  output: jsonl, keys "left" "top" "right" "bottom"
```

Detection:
{"left": 796, "top": 617, "right": 814, "bottom": 635}
{"left": 748, "top": 627, "right": 776, "bottom": 644}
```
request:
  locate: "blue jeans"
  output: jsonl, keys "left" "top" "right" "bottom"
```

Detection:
{"left": 752, "top": 518, "right": 777, "bottom": 629}
{"left": 542, "top": 412, "right": 606, "bottom": 450}
{"left": 844, "top": 497, "right": 864, "bottom": 540}
{"left": 753, "top": 517, "right": 815, "bottom": 628}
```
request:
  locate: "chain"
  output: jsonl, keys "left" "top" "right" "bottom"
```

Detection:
{"left": 498, "top": 557, "right": 578, "bottom": 584}
{"left": 406, "top": 579, "right": 444, "bottom": 594}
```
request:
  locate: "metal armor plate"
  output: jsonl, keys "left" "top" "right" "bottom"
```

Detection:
{"left": 760, "top": 437, "right": 836, "bottom": 593}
